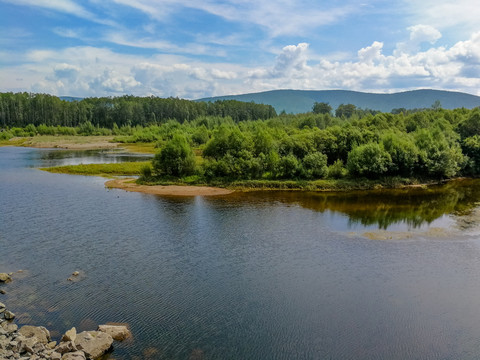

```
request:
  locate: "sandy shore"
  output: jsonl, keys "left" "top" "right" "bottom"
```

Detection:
{"left": 105, "top": 178, "right": 234, "bottom": 196}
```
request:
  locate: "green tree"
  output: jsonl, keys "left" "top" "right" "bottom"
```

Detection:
{"left": 152, "top": 133, "right": 196, "bottom": 177}
{"left": 302, "top": 152, "right": 328, "bottom": 179}
{"left": 415, "top": 129, "right": 464, "bottom": 178}
{"left": 382, "top": 132, "right": 418, "bottom": 176}
{"left": 335, "top": 104, "right": 356, "bottom": 118}
{"left": 347, "top": 143, "right": 392, "bottom": 178}
{"left": 312, "top": 102, "right": 332, "bottom": 115}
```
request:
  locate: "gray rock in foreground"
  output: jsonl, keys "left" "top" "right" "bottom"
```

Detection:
{"left": 74, "top": 331, "right": 113, "bottom": 359}
{"left": 98, "top": 324, "right": 131, "bottom": 341}
{"left": 0, "top": 299, "right": 122, "bottom": 360}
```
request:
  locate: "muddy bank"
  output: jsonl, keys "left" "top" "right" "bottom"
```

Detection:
{"left": 105, "top": 178, "right": 234, "bottom": 196}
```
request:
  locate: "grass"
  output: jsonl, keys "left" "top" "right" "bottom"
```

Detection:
{"left": 138, "top": 176, "right": 421, "bottom": 192}
{"left": 40, "top": 161, "right": 150, "bottom": 176}
{"left": 120, "top": 142, "right": 157, "bottom": 154}
{"left": 0, "top": 135, "right": 117, "bottom": 148}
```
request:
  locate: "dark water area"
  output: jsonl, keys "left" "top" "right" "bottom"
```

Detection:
{"left": 2, "top": 146, "right": 480, "bottom": 359}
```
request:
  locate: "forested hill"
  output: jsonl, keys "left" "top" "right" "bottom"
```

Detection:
{"left": 198, "top": 89, "right": 480, "bottom": 114}
{"left": 0, "top": 93, "right": 277, "bottom": 128}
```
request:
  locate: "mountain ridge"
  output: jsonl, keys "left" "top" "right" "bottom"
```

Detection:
{"left": 197, "top": 89, "right": 480, "bottom": 114}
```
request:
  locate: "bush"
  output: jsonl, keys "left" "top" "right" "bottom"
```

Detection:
{"left": 347, "top": 143, "right": 392, "bottom": 178}
{"left": 302, "top": 152, "right": 328, "bottom": 179}
{"left": 327, "top": 159, "right": 347, "bottom": 179}
{"left": 152, "top": 133, "right": 196, "bottom": 177}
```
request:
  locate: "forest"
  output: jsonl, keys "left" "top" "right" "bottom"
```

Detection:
{"left": 1, "top": 92, "right": 480, "bottom": 186}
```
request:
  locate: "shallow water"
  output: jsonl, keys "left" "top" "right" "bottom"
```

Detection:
{"left": 2, "top": 147, "right": 480, "bottom": 359}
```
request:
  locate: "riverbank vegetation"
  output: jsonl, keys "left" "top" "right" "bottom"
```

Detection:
{"left": 2, "top": 92, "right": 480, "bottom": 189}
{"left": 40, "top": 161, "right": 150, "bottom": 176}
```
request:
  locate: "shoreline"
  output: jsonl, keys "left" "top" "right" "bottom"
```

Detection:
{"left": 105, "top": 178, "right": 234, "bottom": 196}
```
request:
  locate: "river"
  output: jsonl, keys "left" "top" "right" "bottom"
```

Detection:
{"left": 1, "top": 146, "right": 480, "bottom": 359}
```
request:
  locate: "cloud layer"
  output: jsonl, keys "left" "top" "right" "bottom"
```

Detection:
{"left": 1, "top": 0, "right": 479, "bottom": 98}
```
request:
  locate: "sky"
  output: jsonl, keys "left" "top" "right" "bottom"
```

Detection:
{"left": 1, "top": 0, "right": 480, "bottom": 99}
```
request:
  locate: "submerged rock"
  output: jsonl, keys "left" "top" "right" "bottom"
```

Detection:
{"left": 97, "top": 324, "right": 131, "bottom": 341}
{"left": 74, "top": 331, "right": 113, "bottom": 359}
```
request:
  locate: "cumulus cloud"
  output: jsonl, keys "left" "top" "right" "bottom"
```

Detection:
{"left": 249, "top": 43, "right": 310, "bottom": 79}
{"left": 2, "top": 32, "right": 480, "bottom": 98}
{"left": 396, "top": 25, "right": 442, "bottom": 54}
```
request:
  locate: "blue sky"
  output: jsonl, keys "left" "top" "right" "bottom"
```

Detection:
{"left": 1, "top": 0, "right": 479, "bottom": 98}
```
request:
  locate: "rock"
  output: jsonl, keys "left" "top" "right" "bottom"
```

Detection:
{"left": 72, "top": 271, "right": 80, "bottom": 276}
{"left": 19, "top": 325, "right": 51, "bottom": 344}
{"left": 18, "top": 336, "right": 38, "bottom": 354}
{"left": 61, "top": 327, "right": 77, "bottom": 342}
{"left": 0, "top": 274, "right": 11, "bottom": 283}
{"left": 48, "top": 341, "right": 57, "bottom": 349}
{"left": 1, "top": 322, "right": 17, "bottom": 334}
{"left": 55, "top": 340, "right": 77, "bottom": 354}
{"left": 50, "top": 351, "right": 62, "bottom": 360}
{"left": 97, "top": 324, "right": 131, "bottom": 341}
{"left": 0, "top": 289, "right": 6, "bottom": 294}
{"left": 4, "top": 310, "right": 15, "bottom": 320}
{"left": 0, "top": 302, "right": 5, "bottom": 309}
{"left": 62, "top": 351, "right": 87, "bottom": 360}
{"left": 74, "top": 331, "right": 113, "bottom": 359}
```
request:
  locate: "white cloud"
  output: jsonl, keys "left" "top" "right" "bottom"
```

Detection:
{"left": 109, "top": 0, "right": 359, "bottom": 37}
{"left": 2, "top": 31, "right": 480, "bottom": 98}
{"left": 358, "top": 41, "right": 384, "bottom": 64}
{"left": 0, "top": 0, "right": 115, "bottom": 26}
{"left": 396, "top": 25, "right": 442, "bottom": 54}
{"left": 402, "top": 0, "right": 480, "bottom": 35}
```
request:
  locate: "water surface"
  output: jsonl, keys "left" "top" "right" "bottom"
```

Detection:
{"left": 1, "top": 147, "right": 480, "bottom": 359}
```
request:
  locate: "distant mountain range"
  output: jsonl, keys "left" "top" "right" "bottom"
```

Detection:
{"left": 197, "top": 89, "right": 480, "bottom": 114}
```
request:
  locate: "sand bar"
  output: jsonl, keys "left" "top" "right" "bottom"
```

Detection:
{"left": 105, "top": 178, "right": 234, "bottom": 196}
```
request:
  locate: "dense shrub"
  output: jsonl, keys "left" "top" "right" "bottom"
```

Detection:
{"left": 347, "top": 143, "right": 392, "bottom": 178}
{"left": 152, "top": 134, "right": 196, "bottom": 177}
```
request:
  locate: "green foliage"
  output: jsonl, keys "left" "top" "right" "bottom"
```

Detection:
{"left": 327, "top": 160, "right": 347, "bottom": 179}
{"left": 415, "top": 129, "right": 464, "bottom": 178}
{"left": 458, "top": 109, "right": 480, "bottom": 139}
{"left": 347, "top": 143, "right": 392, "bottom": 178}
{"left": 152, "top": 133, "right": 196, "bottom": 177}
{"left": 312, "top": 102, "right": 332, "bottom": 115}
{"left": 335, "top": 104, "right": 356, "bottom": 118}
{"left": 302, "top": 152, "right": 328, "bottom": 179}
{"left": 0, "top": 130, "right": 13, "bottom": 141}
{"left": 382, "top": 132, "right": 418, "bottom": 176}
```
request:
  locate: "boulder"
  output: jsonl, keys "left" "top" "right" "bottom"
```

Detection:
{"left": 74, "top": 331, "right": 113, "bottom": 359}
{"left": 97, "top": 324, "right": 131, "bottom": 341}
{"left": 61, "top": 327, "right": 77, "bottom": 342}
{"left": 62, "top": 351, "right": 87, "bottom": 360}
{"left": 55, "top": 340, "right": 77, "bottom": 354}
{"left": 19, "top": 325, "right": 51, "bottom": 344}
{"left": 50, "top": 351, "right": 62, "bottom": 360}
{"left": 0, "top": 274, "right": 11, "bottom": 283}
{"left": 4, "top": 310, "right": 15, "bottom": 320}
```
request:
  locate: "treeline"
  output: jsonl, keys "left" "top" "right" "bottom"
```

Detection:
{"left": 0, "top": 93, "right": 277, "bottom": 128}
{"left": 142, "top": 106, "right": 480, "bottom": 181}
{"left": 2, "top": 91, "right": 480, "bottom": 182}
